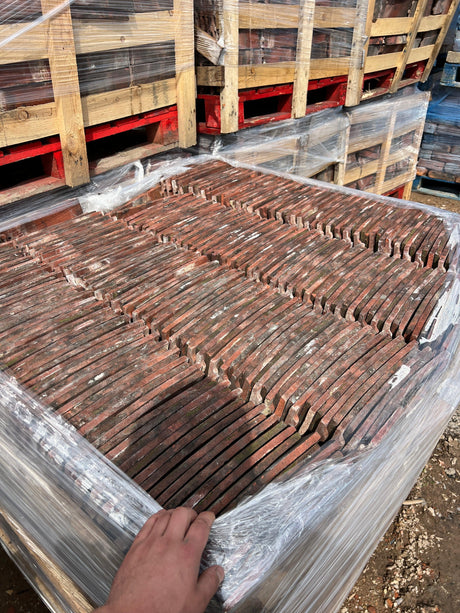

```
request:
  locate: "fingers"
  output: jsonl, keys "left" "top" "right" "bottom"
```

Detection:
{"left": 134, "top": 511, "right": 165, "bottom": 543}
{"left": 167, "top": 507, "right": 198, "bottom": 540}
{"left": 149, "top": 509, "right": 172, "bottom": 538}
{"left": 185, "top": 511, "right": 215, "bottom": 552}
{"left": 194, "top": 565, "right": 225, "bottom": 611}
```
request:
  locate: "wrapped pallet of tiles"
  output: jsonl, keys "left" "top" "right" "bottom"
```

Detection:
{"left": 0, "top": 0, "right": 195, "bottom": 203}
{"left": 417, "top": 85, "right": 460, "bottom": 195}
{"left": 352, "top": 0, "right": 460, "bottom": 103}
{"left": 198, "top": 106, "right": 351, "bottom": 183}
{"left": 195, "top": 0, "right": 365, "bottom": 134}
{"left": 201, "top": 87, "right": 429, "bottom": 198}
{"left": 342, "top": 86, "right": 429, "bottom": 197}
{"left": 0, "top": 152, "right": 459, "bottom": 613}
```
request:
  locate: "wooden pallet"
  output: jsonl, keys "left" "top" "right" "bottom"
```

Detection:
{"left": 0, "top": 509, "right": 93, "bottom": 613}
{"left": 340, "top": 89, "right": 429, "bottom": 196}
{"left": 0, "top": 106, "right": 179, "bottom": 207}
{"left": 0, "top": 0, "right": 195, "bottom": 188}
{"left": 441, "top": 56, "right": 460, "bottom": 86}
{"left": 348, "top": 0, "right": 460, "bottom": 104}
{"left": 200, "top": 88, "right": 428, "bottom": 197}
{"left": 195, "top": 0, "right": 368, "bottom": 133}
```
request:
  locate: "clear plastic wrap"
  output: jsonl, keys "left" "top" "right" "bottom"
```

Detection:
{"left": 197, "top": 107, "right": 350, "bottom": 182}
{"left": 0, "top": 153, "right": 459, "bottom": 613}
{"left": 199, "top": 87, "right": 429, "bottom": 195}
{"left": 0, "top": 0, "right": 196, "bottom": 189}
{"left": 344, "top": 87, "right": 429, "bottom": 194}
{"left": 195, "top": 0, "right": 365, "bottom": 133}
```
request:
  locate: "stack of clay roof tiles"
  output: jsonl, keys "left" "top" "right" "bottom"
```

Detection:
{"left": 0, "top": 161, "right": 452, "bottom": 514}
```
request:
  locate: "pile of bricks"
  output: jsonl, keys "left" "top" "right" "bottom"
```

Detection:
{"left": 0, "top": 161, "right": 452, "bottom": 514}
{"left": 417, "top": 92, "right": 460, "bottom": 184}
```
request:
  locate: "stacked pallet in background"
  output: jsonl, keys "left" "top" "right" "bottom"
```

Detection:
{"left": 440, "top": 2, "right": 460, "bottom": 86}
{"left": 194, "top": 0, "right": 459, "bottom": 134}
{"left": 202, "top": 88, "right": 429, "bottom": 198}
{"left": 198, "top": 107, "right": 350, "bottom": 183}
{"left": 343, "top": 87, "right": 429, "bottom": 197}
{"left": 416, "top": 86, "right": 460, "bottom": 196}
{"left": 195, "top": 0, "right": 364, "bottom": 133}
{"left": 0, "top": 0, "right": 195, "bottom": 203}
{"left": 350, "top": 0, "right": 460, "bottom": 104}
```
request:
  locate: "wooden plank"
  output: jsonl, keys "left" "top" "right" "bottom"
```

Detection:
{"left": 291, "top": 0, "right": 315, "bottom": 119}
{"left": 220, "top": 0, "right": 239, "bottom": 133}
{"left": 238, "top": 3, "right": 357, "bottom": 29}
{"left": 402, "top": 181, "right": 413, "bottom": 200}
{"left": 371, "top": 17, "right": 412, "bottom": 37}
{"left": 0, "top": 510, "right": 93, "bottom": 613}
{"left": 82, "top": 79, "right": 177, "bottom": 126}
{"left": 419, "top": 14, "right": 446, "bottom": 32}
{"left": 0, "top": 177, "right": 65, "bottom": 207}
{"left": 0, "top": 13, "right": 174, "bottom": 66}
{"left": 389, "top": 0, "right": 430, "bottom": 94}
{"left": 407, "top": 43, "right": 434, "bottom": 63}
{"left": 0, "top": 102, "right": 57, "bottom": 147}
{"left": 41, "top": 0, "right": 89, "bottom": 187}
{"left": 364, "top": 51, "right": 403, "bottom": 73}
{"left": 196, "top": 27, "right": 224, "bottom": 65}
{"left": 197, "top": 57, "right": 350, "bottom": 89}
{"left": 447, "top": 50, "right": 460, "bottom": 63}
{"left": 333, "top": 122, "right": 350, "bottom": 186}
{"left": 374, "top": 109, "right": 396, "bottom": 194}
{"left": 73, "top": 12, "right": 174, "bottom": 55}
{"left": 174, "top": 0, "right": 196, "bottom": 146}
{"left": 0, "top": 79, "right": 177, "bottom": 147}
{"left": 380, "top": 169, "right": 415, "bottom": 195}
{"left": 422, "top": 0, "right": 460, "bottom": 81}
{"left": 346, "top": 0, "right": 373, "bottom": 107}
{"left": 345, "top": 159, "right": 380, "bottom": 184}
{"left": 90, "top": 141, "right": 178, "bottom": 176}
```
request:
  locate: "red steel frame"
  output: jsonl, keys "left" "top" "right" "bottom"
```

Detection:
{"left": 198, "top": 75, "right": 349, "bottom": 134}
{"left": 0, "top": 106, "right": 179, "bottom": 182}
{"left": 361, "top": 60, "right": 427, "bottom": 100}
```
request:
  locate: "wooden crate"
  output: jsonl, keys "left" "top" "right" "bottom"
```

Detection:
{"left": 198, "top": 107, "right": 350, "bottom": 182}
{"left": 195, "top": 0, "right": 368, "bottom": 133}
{"left": 347, "top": 0, "right": 460, "bottom": 105}
{"left": 199, "top": 88, "right": 429, "bottom": 197}
{"left": 340, "top": 89, "right": 430, "bottom": 196}
{"left": 0, "top": 0, "right": 196, "bottom": 189}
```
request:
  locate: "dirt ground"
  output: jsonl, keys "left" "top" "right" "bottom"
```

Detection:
{"left": 0, "top": 189, "right": 458, "bottom": 613}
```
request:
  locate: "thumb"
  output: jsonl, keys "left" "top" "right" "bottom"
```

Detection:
{"left": 194, "top": 565, "right": 225, "bottom": 611}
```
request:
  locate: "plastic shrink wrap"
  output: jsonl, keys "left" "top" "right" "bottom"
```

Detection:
{"left": 201, "top": 87, "right": 429, "bottom": 197}
{"left": 195, "top": 0, "right": 364, "bottom": 133}
{"left": 0, "top": 0, "right": 196, "bottom": 192}
{"left": 417, "top": 85, "right": 460, "bottom": 185}
{"left": 0, "top": 153, "right": 459, "bottom": 613}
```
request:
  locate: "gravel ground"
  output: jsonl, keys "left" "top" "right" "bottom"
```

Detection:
{"left": 0, "top": 189, "right": 458, "bottom": 613}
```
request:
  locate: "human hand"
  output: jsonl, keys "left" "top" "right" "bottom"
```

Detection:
{"left": 94, "top": 507, "right": 224, "bottom": 613}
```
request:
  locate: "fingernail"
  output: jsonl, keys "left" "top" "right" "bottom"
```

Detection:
{"left": 216, "top": 566, "right": 225, "bottom": 585}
